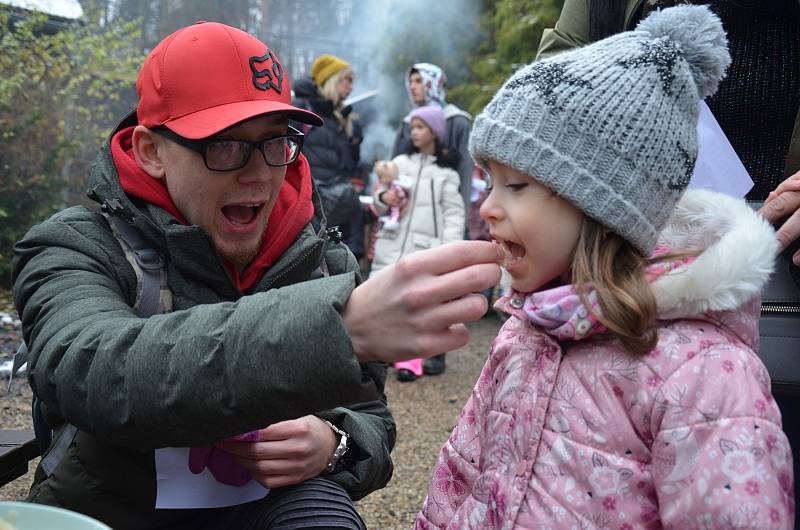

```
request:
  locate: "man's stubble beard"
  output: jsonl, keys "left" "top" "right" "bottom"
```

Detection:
{"left": 227, "top": 244, "right": 261, "bottom": 271}
{"left": 217, "top": 227, "right": 265, "bottom": 273}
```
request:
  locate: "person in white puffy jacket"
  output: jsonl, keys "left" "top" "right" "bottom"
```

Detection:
{"left": 372, "top": 105, "right": 465, "bottom": 381}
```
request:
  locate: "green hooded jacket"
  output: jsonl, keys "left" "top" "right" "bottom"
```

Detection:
{"left": 536, "top": 0, "right": 800, "bottom": 179}
{"left": 11, "top": 113, "right": 395, "bottom": 530}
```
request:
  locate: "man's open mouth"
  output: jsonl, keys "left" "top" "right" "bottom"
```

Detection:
{"left": 221, "top": 202, "right": 265, "bottom": 227}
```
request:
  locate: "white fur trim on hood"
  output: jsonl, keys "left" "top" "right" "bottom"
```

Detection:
{"left": 652, "top": 189, "right": 778, "bottom": 319}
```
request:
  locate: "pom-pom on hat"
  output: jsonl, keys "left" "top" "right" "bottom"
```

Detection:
{"left": 311, "top": 54, "right": 351, "bottom": 87}
{"left": 137, "top": 21, "right": 322, "bottom": 139}
{"left": 409, "top": 105, "right": 447, "bottom": 143}
{"left": 469, "top": 5, "right": 730, "bottom": 255}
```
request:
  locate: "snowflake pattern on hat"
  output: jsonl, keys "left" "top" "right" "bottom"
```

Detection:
{"left": 617, "top": 38, "right": 683, "bottom": 96}
{"left": 674, "top": 142, "right": 696, "bottom": 190}
{"left": 469, "top": 5, "right": 731, "bottom": 254}
{"left": 504, "top": 62, "right": 591, "bottom": 108}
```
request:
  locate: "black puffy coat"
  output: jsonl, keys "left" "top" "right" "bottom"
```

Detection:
{"left": 293, "top": 78, "right": 362, "bottom": 228}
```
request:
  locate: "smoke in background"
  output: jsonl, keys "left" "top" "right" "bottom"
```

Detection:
{"left": 352, "top": 0, "right": 482, "bottom": 167}
{"left": 355, "top": 0, "right": 482, "bottom": 167}
{"left": 265, "top": 0, "right": 482, "bottom": 169}
{"left": 55, "top": 0, "right": 484, "bottom": 176}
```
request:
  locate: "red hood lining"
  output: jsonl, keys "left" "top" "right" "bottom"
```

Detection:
{"left": 110, "top": 126, "right": 315, "bottom": 292}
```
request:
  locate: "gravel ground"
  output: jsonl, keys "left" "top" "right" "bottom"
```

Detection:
{"left": 0, "top": 287, "right": 502, "bottom": 529}
{"left": 354, "top": 317, "right": 500, "bottom": 528}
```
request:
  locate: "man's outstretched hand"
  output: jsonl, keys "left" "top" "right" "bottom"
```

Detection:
{"left": 345, "top": 240, "right": 503, "bottom": 364}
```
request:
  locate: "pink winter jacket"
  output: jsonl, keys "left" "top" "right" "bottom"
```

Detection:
{"left": 416, "top": 191, "right": 795, "bottom": 529}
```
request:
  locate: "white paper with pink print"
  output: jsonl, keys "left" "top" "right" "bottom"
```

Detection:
{"left": 688, "top": 101, "right": 753, "bottom": 198}
{"left": 154, "top": 447, "right": 269, "bottom": 509}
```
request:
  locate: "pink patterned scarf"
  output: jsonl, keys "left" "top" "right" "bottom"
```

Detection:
{"left": 512, "top": 248, "right": 695, "bottom": 341}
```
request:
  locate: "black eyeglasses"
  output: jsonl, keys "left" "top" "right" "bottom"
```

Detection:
{"left": 153, "top": 126, "right": 304, "bottom": 171}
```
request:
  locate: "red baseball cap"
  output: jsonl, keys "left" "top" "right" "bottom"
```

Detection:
{"left": 136, "top": 21, "right": 322, "bottom": 139}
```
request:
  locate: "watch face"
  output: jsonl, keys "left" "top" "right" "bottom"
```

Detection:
{"left": 326, "top": 434, "right": 347, "bottom": 473}
{"left": 322, "top": 420, "right": 350, "bottom": 474}
{"left": 333, "top": 442, "right": 350, "bottom": 473}
{"left": 336, "top": 435, "right": 349, "bottom": 456}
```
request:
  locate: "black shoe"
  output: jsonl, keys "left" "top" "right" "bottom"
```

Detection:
{"left": 397, "top": 369, "right": 417, "bottom": 382}
{"left": 423, "top": 354, "right": 446, "bottom": 376}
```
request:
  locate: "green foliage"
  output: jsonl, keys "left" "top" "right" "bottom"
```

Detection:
{"left": 448, "top": 0, "right": 564, "bottom": 116}
{"left": 0, "top": 9, "right": 144, "bottom": 285}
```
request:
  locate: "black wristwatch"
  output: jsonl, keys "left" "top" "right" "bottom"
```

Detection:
{"left": 323, "top": 420, "right": 350, "bottom": 474}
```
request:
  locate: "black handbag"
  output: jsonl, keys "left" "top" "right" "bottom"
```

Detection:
{"left": 749, "top": 201, "right": 800, "bottom": 396}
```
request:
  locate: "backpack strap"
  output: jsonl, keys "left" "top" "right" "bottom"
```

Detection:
{"left": 37, "top": 212, "right": 170, "bottom": 475}
{"left": 39, "top": 423, "right": 76, "bottom": 475}
{"left": 105, "top": 213, "right": 172, "bottom": 316}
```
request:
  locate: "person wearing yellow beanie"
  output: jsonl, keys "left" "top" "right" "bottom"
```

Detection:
{"left": 293, "top": 54, "right": 364, "bottom": 262}
{"left": 311, "top": 54, "right": 350, "bottom": 87}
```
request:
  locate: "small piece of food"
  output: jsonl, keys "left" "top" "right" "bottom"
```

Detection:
{"left": 492, "top": 239, "right": 512, "bottom": 268}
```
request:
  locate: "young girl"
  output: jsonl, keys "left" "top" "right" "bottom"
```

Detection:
{"left": 371, "top": 105, "right": 465, "bottom": 381}
{"left": 416, "top": 5, "right": 795, "bottom": 529}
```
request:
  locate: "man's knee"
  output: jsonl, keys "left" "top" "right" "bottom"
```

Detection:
{"left": 244, "top": 477, "right": 366, "bottom": 530}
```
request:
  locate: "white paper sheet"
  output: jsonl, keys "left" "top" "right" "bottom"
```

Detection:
{"left": 688, "top": 101, "right": 753, "bottom": 198}
{"left": 155, "top": 447, "right": 269, "bottom": 509}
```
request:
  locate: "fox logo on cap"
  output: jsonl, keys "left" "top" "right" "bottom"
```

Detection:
{"left": 250, "top": 49, "right": 284, "bottom": 94}
{"left": 136, "top": 22, "right": 321, "bottom": 138}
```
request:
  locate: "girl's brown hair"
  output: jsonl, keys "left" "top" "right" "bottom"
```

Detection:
{"left": 571, "top": 216, "right": 659, "bottom": 355}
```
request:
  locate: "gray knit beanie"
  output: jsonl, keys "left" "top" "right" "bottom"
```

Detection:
{"left": 469, "top": 5, "right": 730, "bottom": 254}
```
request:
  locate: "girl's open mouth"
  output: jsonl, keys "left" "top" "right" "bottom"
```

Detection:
{"left": 493, "top": 238, "right": 526, "bottom": 268}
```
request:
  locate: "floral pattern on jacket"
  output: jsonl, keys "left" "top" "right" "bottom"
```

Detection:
{"left": 415, "top": 191, "right": 795, "bottom": 529}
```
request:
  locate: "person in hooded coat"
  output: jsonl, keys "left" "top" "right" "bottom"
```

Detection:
{"left": 293, "top": 54, "right": 365, "bottom": 258}
{"left": 390, "top": 63, "right": 474, "bottom": 376}
{"left": 391, "top": 63, "right": 473, "bottom": 211}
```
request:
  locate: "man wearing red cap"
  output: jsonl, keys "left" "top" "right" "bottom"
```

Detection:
{"left": 12, "top": 22, "right": 501, "bottom": 530}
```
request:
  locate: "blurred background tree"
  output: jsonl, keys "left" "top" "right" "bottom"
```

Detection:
{"left": 0, "top": 6, "right": 144, "bottom": 285}
{"left": 449, "top": 0, "right": 565, "bottom": 116}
